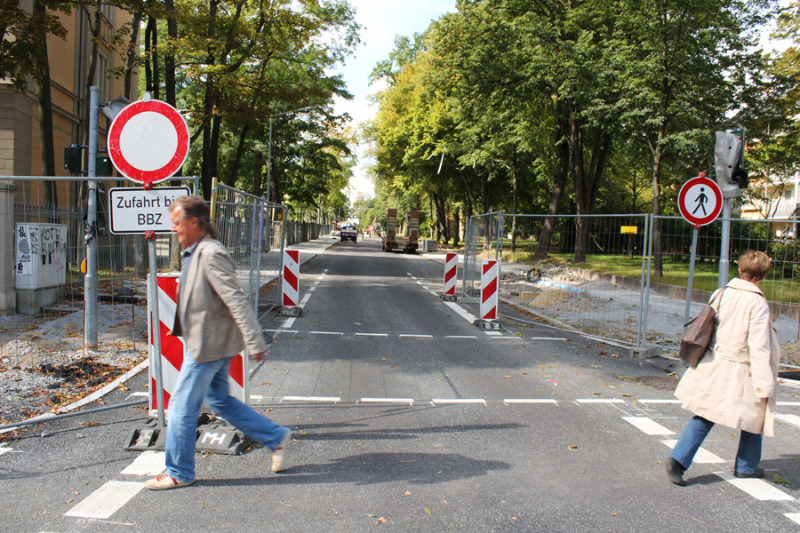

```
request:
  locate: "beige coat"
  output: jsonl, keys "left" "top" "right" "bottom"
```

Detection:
{"left": 675, "top": 277, "right": 780, "bottom": 436}
{"left": 173, "top": 238, "right": 267, "bottom": 363}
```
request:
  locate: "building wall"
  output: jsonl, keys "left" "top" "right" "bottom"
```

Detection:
{"left": 0, "top": 3, "right": 138, "bottom": 207}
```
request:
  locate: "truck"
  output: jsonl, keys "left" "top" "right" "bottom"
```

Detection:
{"left": 339, "top": 223, "right": 358, "bottom": 242}
{"left": 381, "top": 209, "right": 419, "bottom": 253}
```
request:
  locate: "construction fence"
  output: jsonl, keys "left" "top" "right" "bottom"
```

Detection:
{"left": 461, "top": 212, "right": 800, "bottom": 365}
{"left": 0, "top": 176, "right": 331, "bottom": 375}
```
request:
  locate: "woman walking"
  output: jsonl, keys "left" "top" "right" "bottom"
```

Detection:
{"left": 666, "top": 250, "right": 780, "bottom": 486}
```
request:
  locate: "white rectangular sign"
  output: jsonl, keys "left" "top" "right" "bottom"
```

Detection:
{"left": 109, "top": 186, "right": 190, "bottom": 234}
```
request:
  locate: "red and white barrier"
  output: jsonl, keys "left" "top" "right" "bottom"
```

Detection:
{"left": 148, "top": 274, "right": 246, "bottom": 414}
{"left": 443, "top": 252, "right": 458, "bottom": 296}
{"left": 480, "top": 259, "right": 499, "bottom": 321}
{"left": 282, "top": 249, "right": 299, "bottom": 308}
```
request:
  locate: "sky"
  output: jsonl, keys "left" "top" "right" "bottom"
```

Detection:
{"left": 333, "top": 0, "right": 456, "bottom": 202}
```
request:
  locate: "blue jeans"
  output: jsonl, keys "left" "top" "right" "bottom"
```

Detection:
{"left": 669, "top": 415, "right": 762, "bottom": 474}
{"left": 165, "top": 354, "right": 289, "bottom": 483}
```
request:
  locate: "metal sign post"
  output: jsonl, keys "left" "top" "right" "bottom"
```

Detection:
{"left": 677, "top": 174, "right": 723, "bottom": 324}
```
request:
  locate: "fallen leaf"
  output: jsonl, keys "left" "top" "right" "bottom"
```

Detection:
{"left": 568, "top": 445, "right": 579, "bottom": 452}
{"left": 424, "top": 508, "right": 432, "bottom": 515}
{"left": 375, "top": 517, "right": 387, "bottom": 524}
{"left": 404, "top": 491, "right": 411, "bottom": 496}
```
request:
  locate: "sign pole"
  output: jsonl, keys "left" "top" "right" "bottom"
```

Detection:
{"left": 684, "top": 226, "right": 700, "bottom": 324}
{"left": 85, "top": 86, "right": 99, "bottom": 350}
{"left": 146, "top": 229, "right": 166, "bottom": 427}
{"left": 718, "top": 199, "right": 732, "bottom": 289}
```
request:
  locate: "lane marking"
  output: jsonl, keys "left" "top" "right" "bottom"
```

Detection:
{"left": 355, "top": 333, "right": 389, "bottom": 337}
{"left": 446, "top": 335, "right": 478, "bottom": 340}
{"left": 309, "top": 330, "right": 345, "bottom": 336}
{"left": 531, "top": 337, "right": 568, "bottom": 341}
{"left": 399, "top": 334, "right": 433, "bottom": 339}
{"left": 489, "top": 336, "right": 522, "bottom": 341}
{"left": 785, "top": 513, "right": 800, "bottom": 525}
{"left": 484, "top": 331, "right": 504, "bottom": 336}
{"left": 265, "top": 328, "right": 297, "bottom": 334}
{"left": 431, "top": 398, "right": 487, "bottom": 406}
{"left": 443, "top": 300, "right": 477, "bottom": 324}
{"left": 250, "top": 394, "right": 263, "bottom": 403}
{"left": 638, "top": 399, "right": 680, "bottom": 405}
{"left": 715, "top": 471, "right": 795, "bottom": 501}
{"left": 282, "top": 317, "right": 297, "bottom": 329}
{"left": 661, "top": 439, "right": 726, "bottom": 463}
{"left": 299, "top": 293, "right": 312, "bottom": 306}
{"left": 120, "top": 451, "right": 165, "bottom": 476}
{"left": 503, "top": 399, "right": 558, "bottom": 405}
{"left": 281, "top": 396, "right": 341, "bottom": 403}
{"left": 360, "top": 398, "right": 415, "bottom": 406}
{"left": 622, "top": 416, "right": 674, "bottom": 435}
{"left": 0, "top": 445, "right": 12, "bottom": 456}
{"left": 576, "top": 399, "right": 625, "bottom": 404}
{"left": 775, "top": 413, "right": 800, "bottom": 428}
{"left": 64, "top": 481, "right": 144, "bottom": 519}
{"left": 777, "top": 401, "right": 800, "bottom": 407}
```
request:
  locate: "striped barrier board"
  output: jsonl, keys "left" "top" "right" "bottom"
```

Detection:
{"left": 443, "top": 252, "right": 458, "bottom": 296}
{"left": 147, "top": 274, "right": 247, "bottom": 414}
{"left": 282, "top": 249, "right": 300, "bottom": 308}
{"left": 480, "top": 259, "right": 499, "bottom": 321}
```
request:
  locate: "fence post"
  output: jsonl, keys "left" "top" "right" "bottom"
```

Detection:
{"left": 0, "top": 182, "right": 15, "bottom": 315}
{"left": 84, "top": 86, "right": 100, "bottom": 351}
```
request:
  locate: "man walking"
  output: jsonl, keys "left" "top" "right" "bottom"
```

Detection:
{"left": 145, "top": 195, "right": 291, "bottom": 490}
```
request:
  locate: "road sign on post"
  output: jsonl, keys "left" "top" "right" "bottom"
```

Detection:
{"left": 107, "top": 96, "right": 189, "bottom": 186}
{"left": 108, "top": 187, "right": 190, "bottom": 234}
{"left": 677, "top": 175, "right": 723, "bottom": 228}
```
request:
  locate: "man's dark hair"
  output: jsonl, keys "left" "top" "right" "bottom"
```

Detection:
{"left": 170, "top": 195, "right": 218, "bottom": 239}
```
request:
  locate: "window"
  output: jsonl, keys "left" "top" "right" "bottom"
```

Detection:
{"left": 97, "top": 54, "right": 110, "bottom": 103}
{"left": 785, "top": 189, "right": 793, "bottom": 201}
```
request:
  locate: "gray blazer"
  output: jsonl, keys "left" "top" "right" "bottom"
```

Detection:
{"left": 173, "top": 238, "right": 267, "bottom": 363}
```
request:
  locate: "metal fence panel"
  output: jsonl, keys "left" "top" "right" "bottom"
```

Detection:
{"left": 461, "top": 211, "right": 503, "bottom": 302}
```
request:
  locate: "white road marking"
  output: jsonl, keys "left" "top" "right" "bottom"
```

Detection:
{"left": 360, "top": 398, "right": 415, "bottom": 406}
{"left": 785, "top": 513, "right": 800, "bottom": 525}
{"left": 250, "top": 395, "right": 263, "bottom": 403}
{"left": 775, "top": 413, "right": 800, "bottom": 428}
{"left": 715, "top": 471, "right": 795, "bottom": 501}
{"left": 431, "top": 398, "right": 487, "bottom": 406}
{"left": 282, "top": 317, "right": 297, "bottom": 329}
{"left": 309, "top": 330, "right": 345, "bottom": 335}
{"left": 64, "top": 481, "right": 144, "bottom": 519}
{"left": 299, "top": 293, "right": 312, "bottom": 306}
{"left": 575, "top": 399, "right": 625, "bottom": 404}
{"left": 777, "top": 401, "right": 800, "bottom": 407}
{"left": 0, "top": 445, "right": 12, "bottom": 456}
{"left": 264, "top": 328, "right": 297, "bottom": 334}
{"left": 531, "top": 337, "right": 568, "bottom": 341}
{"left": 622, "top": 416, "right": 674, "bottom": 435}
{"left": 120, "top": 451, "right": 165, "bottom": 476}
{"left": 446, "top": 335, "right": 478, "bottom": 340}
{"left": 308, "top": 286, "right": 316, "bottom": 292}
{"left": 638, "top": 399, "right": 680, "bottom": 405}
{"left": 399, "top": 334, "right": 433, "bottom": 338}
{"left": 443, "top": 300, "right": 478, "bottom": 324}
{"left": 661, "top": 439, "right": 726, "bottom": 463}
{"left": 281, "top": 396, "right": 341, "bottom": 403}
{"left": 355, "top": 333, "right": 388, "bottom": 337}
{"left": 503, "top": 399, "right": 558, "bottom": 405}
{"left": 483, "top": 331, "right": 504, "bottom": 336}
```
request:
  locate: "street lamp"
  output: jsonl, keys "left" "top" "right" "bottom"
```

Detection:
{"left": 266, "top": 105, "right": 315, "bottom": 206}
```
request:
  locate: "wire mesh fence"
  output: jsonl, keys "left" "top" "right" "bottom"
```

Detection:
{"left": 461, "top": 212, "right": 800, "bottom": 363}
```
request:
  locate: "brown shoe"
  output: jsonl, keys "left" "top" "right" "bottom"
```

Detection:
{"left": 144, "top": 473, "right": 194, "bottom": 490}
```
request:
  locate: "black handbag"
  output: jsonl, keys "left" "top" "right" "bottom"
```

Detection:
{"left": 680, "top": 288, "right": 726, "bottom": 368}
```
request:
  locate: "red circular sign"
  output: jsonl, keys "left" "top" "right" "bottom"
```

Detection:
{"left": 678, "top": 176, "right": 723, "bottom": 228}
{"left": 107, "top": 99, "right": 189, "bottom": 185}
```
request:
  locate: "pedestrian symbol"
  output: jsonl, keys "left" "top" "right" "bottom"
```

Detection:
{"left": 678, "top": 177, "right": 723, "bottom": 228}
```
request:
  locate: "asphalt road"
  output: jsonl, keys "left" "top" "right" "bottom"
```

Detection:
{"left": 4, "top": 234, "right": 800, "bottom": 532}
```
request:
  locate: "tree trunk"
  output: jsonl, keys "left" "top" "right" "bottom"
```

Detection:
{"left": 33, "top": 1, "right": 56, "bottom": 212}
{"left": 535, "top": 113, "right": 569, "bottom": 261}
{"left": 123, "top": 11, "right": 141, "bottom": 99}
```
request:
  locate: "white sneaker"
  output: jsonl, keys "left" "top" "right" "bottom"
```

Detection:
{"left": 271, "top": 431, "right": 292, "bottom": 473}
{"left": 144, "top": 473, "right": 194, "bottom": 490}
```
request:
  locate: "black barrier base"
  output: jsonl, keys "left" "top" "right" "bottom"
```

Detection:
{"left": 440, "top": 294, "right": 458, "bottom": 302}
{"left": 125, "top": 414, "right": 253, "bottom": 455}
{"left": 474, "top": 319, "right": 502, "bottom": 331}
{"left": 278, "top": 306, "right": 302, "bottom": 317}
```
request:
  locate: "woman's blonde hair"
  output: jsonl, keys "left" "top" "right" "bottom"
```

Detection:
{"left": 738, "top": 250, "right": 771, "bottom": 282}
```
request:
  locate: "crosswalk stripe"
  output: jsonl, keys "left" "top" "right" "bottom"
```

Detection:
{"left": 120, "top": 451, "right": 165, "bottom": 476}
{"left": 661, "top": 439, "right": 726, "bottom": 464}
{"left": 64, "top": 481, "right": 144, "bottom": 519}
{"left": 715, "top": 472, "right": 795, "bottom": 501}
{"left": 775, "top": 413, "right": 800, "bottom": 428}
{"left": 622, "top": 416, "right": 674, "bottom": 435}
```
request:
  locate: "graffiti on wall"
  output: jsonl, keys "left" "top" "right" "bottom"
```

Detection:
{"left": 15, "top": 223, "right": 67, "bottom": 289}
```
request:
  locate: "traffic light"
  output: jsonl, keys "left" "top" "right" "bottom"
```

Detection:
{"left": 714, "top": 131, "right": 748, "bottom": 198}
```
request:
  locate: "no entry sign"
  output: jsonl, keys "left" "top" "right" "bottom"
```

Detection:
{"left": 107, "top": 99, "right": 189, "bottom": 186}
{"left": 678, "top": 176, "right": 723, "bottom": 228}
